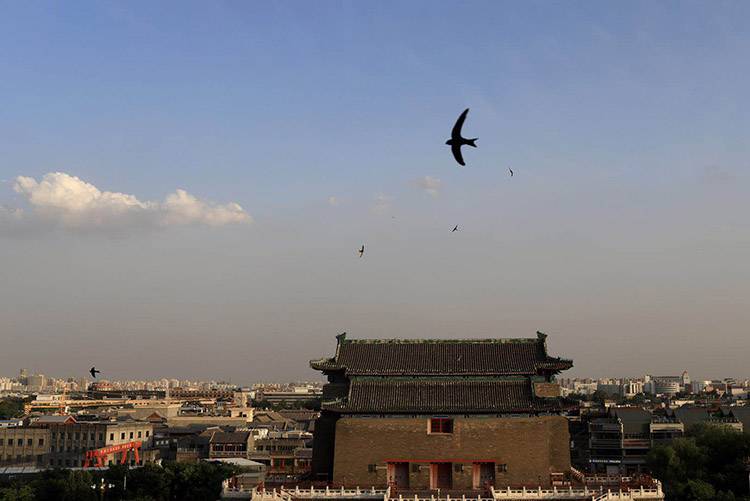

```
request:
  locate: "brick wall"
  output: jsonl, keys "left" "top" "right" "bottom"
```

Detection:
{"left": 332, "top": 415, "right": 570, "bottom": 489}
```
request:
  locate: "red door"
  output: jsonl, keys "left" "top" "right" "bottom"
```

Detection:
{"left": 388, "top": 462, "right": 410, "bottom": 488}
{"left": 431, "top": 463, "right": 452, "bottom": 489}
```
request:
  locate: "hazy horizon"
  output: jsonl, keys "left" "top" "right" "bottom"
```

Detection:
{"left": 2, "top": 2, "right": 749, "bottom": 382}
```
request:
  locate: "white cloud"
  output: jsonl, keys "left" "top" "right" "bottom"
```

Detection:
{"left": 327, "top": 196, "right": 339, "bottom": 207}
{"left": 371, "top": 193, "right": 392, "bottom": 215}
{"left": 4, "top": 172, "right": 251, "bottom": 233}
{"left": 415, "top": 176, "right": 441, "bottom": 197}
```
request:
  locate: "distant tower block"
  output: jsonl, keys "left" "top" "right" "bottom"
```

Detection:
{"left": 234, "top": 389, "right": 251, "bottom": 407}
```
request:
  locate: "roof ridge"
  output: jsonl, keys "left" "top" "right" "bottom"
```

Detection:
{"left": 341, "top": 337, "right": 542, "bottom": 344}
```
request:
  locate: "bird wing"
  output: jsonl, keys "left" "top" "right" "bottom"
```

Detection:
{"left": 451, "top": 108, "right": 469, "bottom": 139}
{"left": 451, "top": 144, "right": 465, "bottom": 166}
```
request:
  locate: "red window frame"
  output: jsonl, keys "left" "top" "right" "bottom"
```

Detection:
{"left": 429, "top": 418, "right": 454, "bottom": 434}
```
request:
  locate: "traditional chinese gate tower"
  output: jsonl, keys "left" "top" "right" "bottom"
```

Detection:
{"left": 310, "top": 332, "right": 573, "bottom": 490}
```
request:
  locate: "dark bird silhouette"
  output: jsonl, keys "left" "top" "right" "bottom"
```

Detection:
{"left": 445, "top": 108, "right": 478, "bottom": 166}
{"left": 358, "top": 245, "right": 364, "bottom": 258}
{"left": 89, "top": 367, "right": 100, "bottom": 378}
{"left": 509, "top": 168, "right": 513, "bottom": 177}
{"left": 452, "top": 225, "right": 459, "bottom": 232}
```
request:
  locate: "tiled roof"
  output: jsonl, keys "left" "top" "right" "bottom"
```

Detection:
{"left": 727, "top": 406, "right": 750, "bottom": 430}
{"left": 210, "top": 431, "right": 251, "bottom": 444}
{"left": 610, "top": 407, "right": 651, "bottom": 434}
{"left": 673, "top": 406, "right": 712, "bottom": 428}
{"left": 34, "top": 415, "right": 77, "bottom": 425}
{"left": 310, "top": 332, "right": 572, "bottom": 376}
{"left": 322, "top": 379, "right": 563, "bottom": 413}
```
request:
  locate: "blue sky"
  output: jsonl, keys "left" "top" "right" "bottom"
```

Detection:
{"left": 1, "top": 2, "right": 749, "bottom": 381}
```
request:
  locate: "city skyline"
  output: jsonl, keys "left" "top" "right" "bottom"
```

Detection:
{"left": 3, "top": 367, "right": 750, "bottom": 388}
{"left": 2, "top": 2, "right": 750, "bottom": 380}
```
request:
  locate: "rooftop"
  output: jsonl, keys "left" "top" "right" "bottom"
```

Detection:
{"left": 323, "top": 379, "right": 564, "bottom": 414}
{"left": 310, "top": 332, "right": 572, "bottom": 376}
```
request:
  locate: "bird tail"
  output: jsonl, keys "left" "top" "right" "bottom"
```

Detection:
{"left": 466, "top": 138, "right": 478, "bottom": 147}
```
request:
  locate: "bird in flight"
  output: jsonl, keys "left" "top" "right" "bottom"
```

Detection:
{"left": 358, "top": 245, "right": 365, "bottom": 258}
{"left": 509, "top": 168, "right": 514, "bottom": 177}
{"left": 445, "top": 108, "right": 478, "bottom": 166}
{"left": 89, "top": 367, "right": 100, "bottom": 378}
{"left": 452, "top": 225, "right": 459, "bottom": 232}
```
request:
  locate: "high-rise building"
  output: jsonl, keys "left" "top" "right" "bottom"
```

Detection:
{"left": 26, "top": 374, "right": 46, "bottom": 392}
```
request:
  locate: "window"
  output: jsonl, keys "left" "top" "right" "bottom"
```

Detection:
{"left": 109, "top": 433, "right": 114, "bottom": 441}
{"left": 51, "top": 432, "right": 56, "bottom": 439}
{"left": 138, "top": 431, "right": 142, "bottom": 438}
{"left": 429, "top": 418, "right": 453, "bottom": 434}
{"left": 27, "top": 439, "right": 32, "bottom": 446}
{"left": 145, "top": 431, "right": 150, "bottom": 437}
{"left": 0, "top": 439, "right": 3, "bottom": 446}
{"left": 74, "top": 432, "right": 80, "bottom": 440}
{"left": 99, "top": 433, "right": 103, "bottom": 441}
{"left": 39, "top": 438, "right": 44, "bottom": 446}
{"left": 121, "top": 433, "right": 125, "bottom": 440}
{"left": 129, "top": 432, "right": 134, "bottom": 439}
{"left": 17, "top": 439, "right": 23, "bottom": 446}
{"left": 90, "top": 433, "right": 95, "bottom": 441}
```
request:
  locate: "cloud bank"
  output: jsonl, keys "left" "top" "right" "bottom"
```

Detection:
{"left": 415, "top": 176, "right": 441, "bottom": 197}
{"left": 2, "top": 172, "right": 251, "bottom": 233}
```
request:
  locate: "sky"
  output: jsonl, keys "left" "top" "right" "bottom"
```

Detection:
{"left": 1, "top": 1, "right": 749, "bottom": 383}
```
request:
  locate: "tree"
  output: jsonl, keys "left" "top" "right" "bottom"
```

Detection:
{"left": 680, "top": 479, "right": 716, "bottom": 501}
{"left": 647, "top": 424, "right": 750, "bottom": 501}
{"left": 162, "top": 461, "right": 238, "bottom": 501}
{"left": 30, "top": 470, "right": 96, "bottom": 501}
{"left": 0, "top": 398, "right": 25, "bottom": 419}
{"left": 125, "top": 463, "right": 172, "bottom": 500}
{"left": 0, "top": 485, "right": 35, "bottom": 501}
{"left": 0, "top": 462, "right": 239, "bottom": 501}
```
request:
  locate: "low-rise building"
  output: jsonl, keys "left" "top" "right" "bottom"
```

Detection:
{"left": 46, "top": 418, "right": 154, "bottom": 468}
{"left": 209, "top": 431, "right": 253, "bottom": 460}
{"left": 252, "top": 430, "right": 312, "bottom": 476}
{"left": 0, "top": 427, "right": 49, "bottom": 466}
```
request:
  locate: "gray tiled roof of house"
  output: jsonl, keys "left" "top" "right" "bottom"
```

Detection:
{"left": 323, "top": 378, "right": 563, "bottom": 413}
{"left": 310, "top": 332, "right": 572, "bottom": 376}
